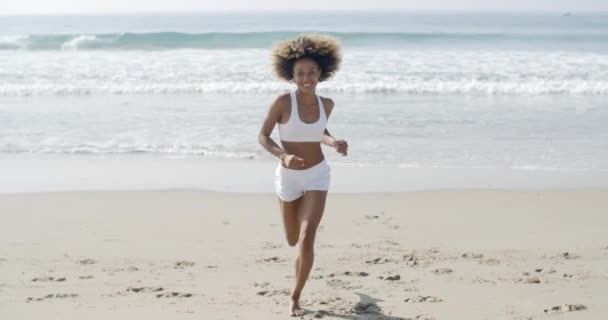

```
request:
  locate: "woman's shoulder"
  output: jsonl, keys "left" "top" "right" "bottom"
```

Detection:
{"left": 318, "top": 96, "right": 334, "bottom": 117}
{"left": 271, "top": 93, "right": 291, "bottom": 109}
{"left": 319, "top": 96, "right": 335, "bottom": 109}
{"left": 276, "top": 92, "right": 291, "bottom": 101}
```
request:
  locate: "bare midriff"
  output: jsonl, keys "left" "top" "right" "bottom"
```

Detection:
{"left": 281, "top": 141, "right": 325, "bottom": 169}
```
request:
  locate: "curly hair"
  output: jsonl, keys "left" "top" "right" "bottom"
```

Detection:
{"left": 271, "top": 34, "right": 342, "bottom": 82}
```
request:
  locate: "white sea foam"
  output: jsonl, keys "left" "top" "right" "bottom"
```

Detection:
{"left": 1, "top": 49, "right": 607, "bottom": 95}
{"left": 1, "top": 93, "right": 607, "bottom": 171}
{"left": 0, "top": 35, "right": 29, "bottom": 50}
{"left": 60, "top": 35, "right": 111, "bottom": 50}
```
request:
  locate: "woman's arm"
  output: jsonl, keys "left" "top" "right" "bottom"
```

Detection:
{"left": 258, "top": 95, "right": 289, "bottom": 160}
{"left": 321, "top": 97, "right": 348, "bottom": 156}
{"left": 322, "top": 128, "right": 337, "bottom": 147}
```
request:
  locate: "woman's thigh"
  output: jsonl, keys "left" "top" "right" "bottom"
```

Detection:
{"left": 299, "top": 190, "right": 328, "bottom": 233}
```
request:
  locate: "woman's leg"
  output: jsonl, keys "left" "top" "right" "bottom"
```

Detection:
{"left": 279, "top": 197, "right": 303, "bottom": 247}
{"left": 280, "top": 197, "right": 303, "bottom": 288}
{"left": 290, "top": 190, "right": 327, "bottom": 316}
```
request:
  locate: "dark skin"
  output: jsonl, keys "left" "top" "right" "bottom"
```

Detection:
{"left": 257, "top": 57, "right": 348, "bottom": 316}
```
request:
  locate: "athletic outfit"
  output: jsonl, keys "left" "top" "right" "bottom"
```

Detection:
{"left": 275, "top": 90, "right": 330, "bottom": 201}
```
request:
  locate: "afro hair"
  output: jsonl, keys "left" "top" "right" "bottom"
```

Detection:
{"left": 271, "top": 34, "right": 342, "bottom": 82}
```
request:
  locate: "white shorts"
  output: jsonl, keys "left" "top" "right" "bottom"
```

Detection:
{"left": 275, "top": 160, "right": 331, "bottom": 202}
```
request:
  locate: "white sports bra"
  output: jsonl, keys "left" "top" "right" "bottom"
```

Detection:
{"left": 278, "top": 90, "right": 327, "bottom": 142}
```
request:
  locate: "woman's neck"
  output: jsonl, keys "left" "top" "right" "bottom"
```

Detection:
{"left": 296, "top": 89, "right": 316, "bottom": 103}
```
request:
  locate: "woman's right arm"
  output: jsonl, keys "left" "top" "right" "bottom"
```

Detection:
{"left": 258, "top": 95, "right": 288, "bottom": 161}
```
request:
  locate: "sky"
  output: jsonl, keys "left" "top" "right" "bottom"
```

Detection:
{"left": 1, "top": 0, "right": 607, "bottom": 15}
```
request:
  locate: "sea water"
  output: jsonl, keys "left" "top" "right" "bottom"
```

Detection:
{"left": 1, "top": 12, "right": 607, "bottom": 192}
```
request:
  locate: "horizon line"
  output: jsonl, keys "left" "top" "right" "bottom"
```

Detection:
{"left": 2, "top": 9, "right": 607, "bottom": 16}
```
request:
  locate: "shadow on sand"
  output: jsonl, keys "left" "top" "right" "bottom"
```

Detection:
{"left": 303, "top": 292, "right": 422, "bottom": 320}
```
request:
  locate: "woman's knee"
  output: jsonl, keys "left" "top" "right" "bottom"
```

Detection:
{"left": 298, "top": 224, "right": 318, "bottom": 246}
{"left": 286, "top": 234, "right": 299, "bottom": 247}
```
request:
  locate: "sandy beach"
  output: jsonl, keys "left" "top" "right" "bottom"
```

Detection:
{"left": 1, "top": 189, "right": 607, "bottom": 319}
{"left": 2, "top": 7, "right": 608, "bottom": 320}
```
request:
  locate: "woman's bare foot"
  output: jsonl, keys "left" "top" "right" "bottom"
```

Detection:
{"left": 290, "top": 294, "right": 305, "bottom": 317}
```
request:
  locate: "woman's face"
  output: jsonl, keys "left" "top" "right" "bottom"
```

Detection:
{"left": 293, "top": 58, "right": 321, "bottom": 92}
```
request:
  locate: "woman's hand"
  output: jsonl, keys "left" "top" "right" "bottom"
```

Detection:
{"left": 281, "top": 154, "right": 306, "bottom": 169}
{"left": 333, "top": 139, "right": 348, "bottom": 156}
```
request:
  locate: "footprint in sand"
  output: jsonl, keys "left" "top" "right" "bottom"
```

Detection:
{"left": 342, "top": 271, "right": 369, "bottom": 277}
{"left": 479, "top": 258, "right": 500, "bottom": 265}
{"left": 558, "top": 252, "right": 579, "bottom": 260}
{"left": 561, "top": 252, "right": 575, "bottom": 259}
{"left": 259, "top": 256, "right": 285, "bottom": 263}
{"left": 325, "top": 279, "right": 363, "bottom": 290}
{"left": 256, "top": 288, "right": 290, "bottom": 297}
{"left": 103, "top": 266, "right": 139, "bottom": 273}
{"left": 404, "top": 296, "right": 443, "bottom": 303}
{"left": 461, "top": 253, "right": 484, "bottom": 259}
{"left": 32, "top": 277, "right": 66, "bottom": 282}
{"left": 315, "top": 297, "right": 343, "bottom": 305}
{"left": 523, "top": 275, "right": 542, "bottom": 284}
{"left": 544, "top": 304, "right": 587, "bottom": 314}
{"left": 379, "top": 275, "right": 400, "bottom": 281}
{"left": 262, "top": 242, "right": 282, "bottom": 249}
{"left": 156, "top": 292, "right": 193, "bottom": 298}
{"left": 76, "top": 259, "right": 96, "bottom": 265}
{"left": 432, "top": 268, "right": 453, "bottom": 275}
{"left": 326, "top": 279, "right": 350, "bottom": 288}
{"left": 366, "top": 257, "right": 393, "bottom": 265}
{"left": 384, "top": 240, "right": 400, "bottom": 246}
{"left": 26, "top": 293, "right": 79, "bottom": 302}
{"left": 174, "top": 261, "right": 195, "bottom": 269}
{"left": 533, "top": 267, "right": 556, "bottom": 274}
{"left": 126, "top": 286, "right": 164, "bottom": 293}
{"left": 312, "top": 310, "right": 331, "bottom": 318}
{"left": 472, "top": 276, "right": 496, "bottom": 285}
{"left": 253, "top": 281, "right": 270, "bottom": 288}
{"left": 528, "top": 268, "right": 557, "bottom": 276}
{"left": 403, "top": 251, "right": 440, "bottom": 268}
{"left": 403, "top": 255, "right": 421, "bottom": 267}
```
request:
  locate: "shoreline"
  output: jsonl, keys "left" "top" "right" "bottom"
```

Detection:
{"left": 3, "top": 154, "right": 608, "bottom": 194}
{"left": 0, "top": 155, "right": 608, "bottom": 194}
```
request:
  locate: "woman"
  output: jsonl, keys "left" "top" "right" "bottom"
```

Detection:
{"left": 258, "top": 34, "right": 348, "bottom": 317}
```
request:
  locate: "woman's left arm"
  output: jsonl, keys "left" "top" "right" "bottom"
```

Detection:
{"left": 321, "top": 97, "right": 348, "bottom": 156}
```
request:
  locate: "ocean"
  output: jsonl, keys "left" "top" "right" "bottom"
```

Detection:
{"left": 1, "top": 12, "right": 608, "bottom": 192}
